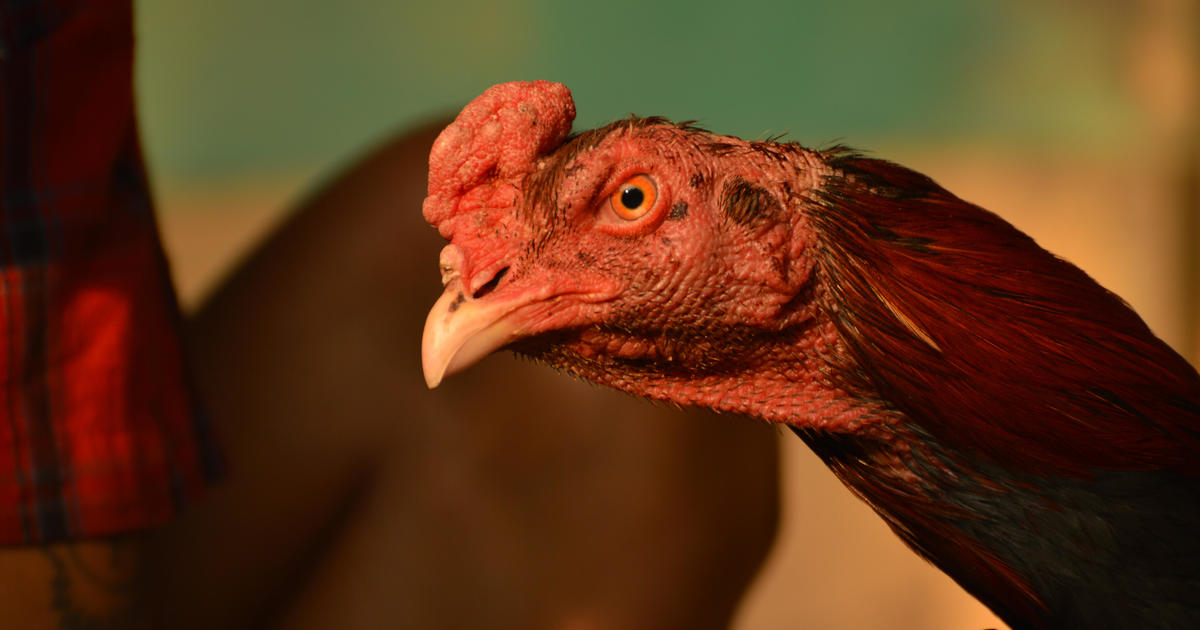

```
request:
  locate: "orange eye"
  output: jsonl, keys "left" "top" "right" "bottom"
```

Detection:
{"left": 608, "top": 174, "right": 657, "bottom": 221}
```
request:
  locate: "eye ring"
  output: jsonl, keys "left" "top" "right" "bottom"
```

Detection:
{"left": 608, "top": 174, "right": 657, "bottom": 221}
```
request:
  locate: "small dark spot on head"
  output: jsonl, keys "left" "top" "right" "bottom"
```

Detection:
{"left": 449, "top": 292, "right": 465, "bottom": 313}
{"left": 689, "top": 172, "right": 705, "bottom": 188}
{"left": 576, "top": 251, "right": 597, "bottom": 266}
{"left": 668, "top": 202, "right": 688, "bottom": 220}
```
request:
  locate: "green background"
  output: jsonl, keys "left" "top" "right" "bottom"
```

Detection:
{"left": 135, "top": 0, "right": 1139, "bottom": 185}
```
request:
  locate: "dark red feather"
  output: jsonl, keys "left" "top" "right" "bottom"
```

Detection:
{"left": 806, "top": 152, "right": 1200, "bottom": 478}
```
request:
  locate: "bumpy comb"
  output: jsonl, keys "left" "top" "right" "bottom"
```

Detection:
{"left": 423, "top": 81, "right": 576, "bottom": 237}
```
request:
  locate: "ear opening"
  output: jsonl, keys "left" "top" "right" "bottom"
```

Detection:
{"left": 720, "top": 176, "right": 782, "bottom": 227}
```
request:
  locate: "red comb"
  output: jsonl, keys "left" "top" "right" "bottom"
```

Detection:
{"left": 423, "top": 81, "right": 576, "bottom": 230}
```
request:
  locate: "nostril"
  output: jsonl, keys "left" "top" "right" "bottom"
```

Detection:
{"left": 438, "top": 245, "right": 465, "bottom": 287}
{"left": 472, "top": 266, "right": 509, "bottom": 299}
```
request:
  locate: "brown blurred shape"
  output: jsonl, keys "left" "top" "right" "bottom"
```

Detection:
{"left": 151, "top": 123, "right": 779, "bottom": 629}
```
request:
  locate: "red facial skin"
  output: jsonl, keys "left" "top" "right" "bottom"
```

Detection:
{"left": 422, "top": 81, "right": 875, "bottom": 430}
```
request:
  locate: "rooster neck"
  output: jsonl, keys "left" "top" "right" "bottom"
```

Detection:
{"left": 781, "top": 154, "right": 1200, "bottom": 628}
{"left": 792, "top": 418, "right": 1200, "bottom": 630}
{"left": 527, "top": 306, "right": 896, "bottom": 432}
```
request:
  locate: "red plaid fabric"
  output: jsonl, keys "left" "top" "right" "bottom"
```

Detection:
{"left": 0, "top": 0, "right": 221, "bottom": 544}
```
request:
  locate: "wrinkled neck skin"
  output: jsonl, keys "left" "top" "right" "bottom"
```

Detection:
{"left": 517, "top": 282, "right": 892, "bottom": 433}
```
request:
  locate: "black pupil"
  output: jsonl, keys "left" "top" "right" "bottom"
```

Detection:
{"left": 620, "top": 186, "right": 644, "bottom": 209}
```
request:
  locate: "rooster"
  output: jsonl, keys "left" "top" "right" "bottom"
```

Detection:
{"left": 419, "top": 81, "right": 1200, "bottom": 629}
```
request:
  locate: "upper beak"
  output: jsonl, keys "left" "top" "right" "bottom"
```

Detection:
{"left": 421, "top": 282, "right": 529, "bottom": 388}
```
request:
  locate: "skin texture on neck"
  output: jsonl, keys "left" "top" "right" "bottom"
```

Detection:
{"left": 518, "top": 304, "right": 889, "bottom": 433}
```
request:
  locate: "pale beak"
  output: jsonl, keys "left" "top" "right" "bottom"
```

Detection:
{"left": 421, "top": 282, "right": 528, "bottom": 388}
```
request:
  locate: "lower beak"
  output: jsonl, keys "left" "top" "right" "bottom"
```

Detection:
{"left": 421, "top": 283, "right": 528, "bottom": 388}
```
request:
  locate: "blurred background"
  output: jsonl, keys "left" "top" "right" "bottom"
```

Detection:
{"left": 136, "top": 0, "right": 1198, "bottom": 628}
